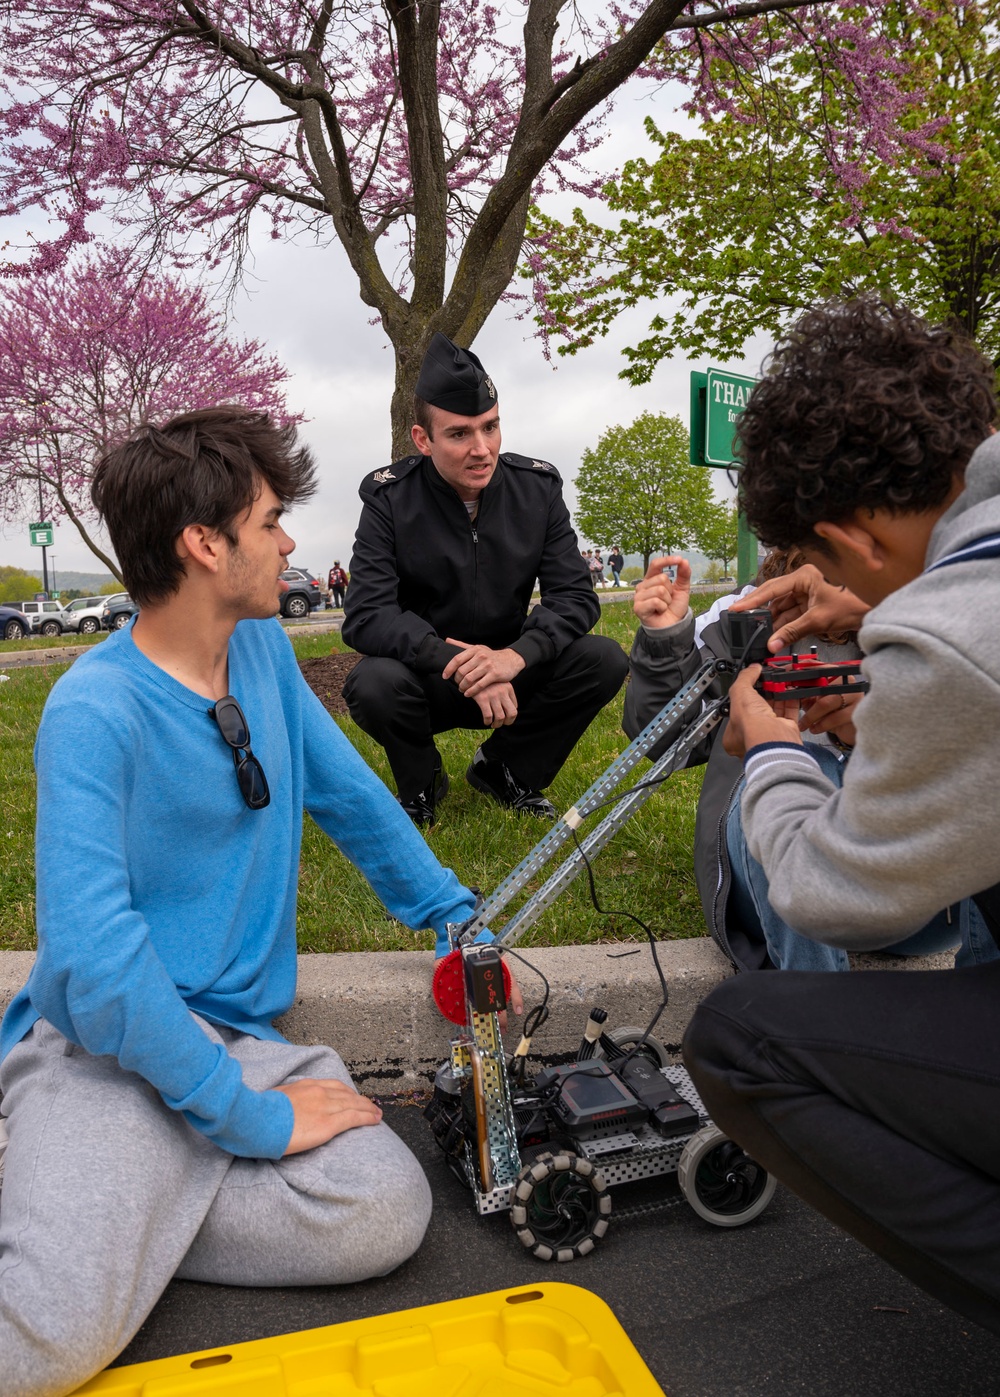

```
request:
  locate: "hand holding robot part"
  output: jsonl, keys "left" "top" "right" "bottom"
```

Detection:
{"left": 799, "top": 682, "right": 863, "bottom": 745}
{"left": 633, "top": 555, "right": 693, "bottom": 630}
{"left": 723, "top": 665, "right": 804, "bottom": 759}
{"left": 731, "top": 564, "right": 870, "bottom": 654}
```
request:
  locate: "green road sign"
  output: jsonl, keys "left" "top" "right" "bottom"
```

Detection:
{"left": 705, "top": 368, "right": 756, "bottom": 465}
{"left": 29, "top": 521, "right": 54, "bottom": 547}
{"left": 689, "top": 368, "right": 759, "bottom": 586}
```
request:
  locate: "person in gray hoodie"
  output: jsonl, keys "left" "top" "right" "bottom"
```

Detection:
{"left": 684, "top": 296, "right": 1000, "bottom": 1335}
{"left": 624, "top": 552, "right": 991, "bottom": 971}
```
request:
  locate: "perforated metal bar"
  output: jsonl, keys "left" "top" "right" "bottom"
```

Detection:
{"left": 491, "top": 696, "right": 728, "bottom": 948}
{"left": 455, "top": 661, "right": 724, "bottom": 947}
{"left": 468, "top": 1008, "right": 520, "bottom": 1191}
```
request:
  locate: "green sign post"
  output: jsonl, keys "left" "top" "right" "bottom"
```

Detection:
{"left": 690, "top": 369, "right": 758, "bottom": 586}
{"left": 29, "top": 521, "right": 54, "bottom": 547}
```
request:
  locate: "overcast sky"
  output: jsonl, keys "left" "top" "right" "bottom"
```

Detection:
{"left": 0, "top": 73, "right": 775, "bottom": 583}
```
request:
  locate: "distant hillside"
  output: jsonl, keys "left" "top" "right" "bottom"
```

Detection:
{"left": 19, "top": 569, "right": 117, "bottom": 594}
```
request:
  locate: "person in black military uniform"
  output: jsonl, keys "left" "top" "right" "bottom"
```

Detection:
{"left": 342, "top": 333, "right": 629, "bottom": 824}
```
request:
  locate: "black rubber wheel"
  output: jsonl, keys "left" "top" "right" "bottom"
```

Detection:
{"left": 284, "top": 594, "right": 309, "bottom": 618}
{"left": 112, "top": 613, "right": 130, "bottom": 630}
{"left": 41, "top": 620, "right": 61, "bottom": 636}
{"left": 3, "top": 618, "right": 28, "bottom": 641}
{"left": 510, "top": 1151, "right": 611, "bottom": 1262}
{"left": 678, "top": 1125, "right": 776, "bottom": 1227}
{"left": 599, "top": 1025, "right": 671, "bottom": 1070}
{"left": 79, "top": 617, "right": 100, "bottom": 635}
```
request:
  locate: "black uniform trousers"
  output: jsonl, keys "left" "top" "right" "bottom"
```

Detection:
{"left": 683, "top": 962, "right": 1000, "bottom": 1335}
{"left": 342, "top": 634, "right": 628, "bottom": 800}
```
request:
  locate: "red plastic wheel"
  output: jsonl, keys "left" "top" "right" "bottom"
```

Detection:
{"left": 433, "top": 948, "right": 512, "bottom": 1026}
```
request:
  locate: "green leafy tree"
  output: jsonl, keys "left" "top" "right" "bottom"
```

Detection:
{"left": 698, "top": 502, "right": 739, "bottom": 575}
{"left": 575, "top": 412, "right": 716, "bottom": 571}
{"left": 530, "top": 0, "right": 1000, "bottom": 378}
{"left": 0, "top": 565, "right": 44, "bottom": 604}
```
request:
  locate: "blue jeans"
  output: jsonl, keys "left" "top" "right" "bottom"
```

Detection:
{"left": 725, "top": 744, "right": 996, "bottom": 971}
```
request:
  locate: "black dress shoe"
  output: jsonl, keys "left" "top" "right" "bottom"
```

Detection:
{"left": 398, "top": 762, "right": 449, "bottom": 827}
{"left": 465, "top": 747, "right": 556, "bottom": 818}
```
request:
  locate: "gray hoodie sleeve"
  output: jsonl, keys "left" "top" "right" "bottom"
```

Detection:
{"left": 741, "top": 604, "right": 1000, "bottom": 948}
{"left": 623, "top": 611, "right": 726, "bottom": 766}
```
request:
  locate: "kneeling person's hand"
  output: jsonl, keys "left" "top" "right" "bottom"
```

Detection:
{"left": 443, "top": 640, "right": 526, "bottom": 696}
{"left": 471, "top": 680, "right": 518, "bottom": 728}
{"left": 274, "top": 1078, "right": 382, "bottom": 1155}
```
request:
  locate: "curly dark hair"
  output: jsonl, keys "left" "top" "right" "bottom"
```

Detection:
{"left": 736, "top": 298, "right": 997, "bottom": 550}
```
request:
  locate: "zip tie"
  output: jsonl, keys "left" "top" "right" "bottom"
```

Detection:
{"left": 563, "top": 807, "right": 583, "bottom": 829}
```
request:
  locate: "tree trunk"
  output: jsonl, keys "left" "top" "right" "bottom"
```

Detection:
{"left": 390, "top": 341, "right": 424, "bottom": 462}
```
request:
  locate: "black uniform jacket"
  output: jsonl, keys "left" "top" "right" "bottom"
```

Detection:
{"left": 342, "top": 451, "right": 599, "bottom": 676}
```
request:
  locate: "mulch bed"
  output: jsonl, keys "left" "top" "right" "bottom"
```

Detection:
{"left": 298, "top": 651, "right": 362, "bottom": 716}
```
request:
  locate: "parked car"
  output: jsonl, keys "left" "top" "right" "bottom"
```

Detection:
{"left": 279, "top": 568, "right": 324, "bottom": 619}
{"left": 14, "top": 598, "right": 70, "bottom": 636}
{"left": 60, "top": 596, "right": 108, "bottom": 635}
{"left": 101, "top": 594, "right": 138, "bottom": 630}
{"left": 0, "top": 603, "right": 30, "bottom": 641}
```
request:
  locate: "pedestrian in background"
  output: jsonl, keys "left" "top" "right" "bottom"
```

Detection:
{"left": 609, "top": 546, "right": 624, "bottom": 587}
{"left": 328, "top": 562, "right": 348, "bottom": 608}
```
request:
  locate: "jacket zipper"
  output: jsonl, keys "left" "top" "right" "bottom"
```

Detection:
{"left": 469, "top": 493, "right": 482, "bottom": 634}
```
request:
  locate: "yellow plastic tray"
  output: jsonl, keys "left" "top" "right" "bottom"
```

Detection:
{"left": 72, "top": 1283, "right": 665, "bottom": 1396}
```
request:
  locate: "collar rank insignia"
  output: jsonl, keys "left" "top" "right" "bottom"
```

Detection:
{"left": 485, "top": 375, "right": 496, "bottom": 400}
{"left": 373, "top": 468, "right": 396, "bottom": 482}
{"left": 531, "top": 459, "right": 552, "bottom": 470}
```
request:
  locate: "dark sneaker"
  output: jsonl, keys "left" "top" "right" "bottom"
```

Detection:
{"left": 466, "top": 747, "right": 556, "bottom": 818}
{"left": 398, "top": 761, "right": 449, "bottom": 827}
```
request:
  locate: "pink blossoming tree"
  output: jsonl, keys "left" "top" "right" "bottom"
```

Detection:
{"left": 0, "top": 0, "right": 934, "bottom": 453}
{"left": 0, "top": 247, "right": 298, "bottom": 577}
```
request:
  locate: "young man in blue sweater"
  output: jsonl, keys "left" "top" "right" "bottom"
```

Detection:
{"left": 0, "top": 409, "right": 507, "bottom": 1397}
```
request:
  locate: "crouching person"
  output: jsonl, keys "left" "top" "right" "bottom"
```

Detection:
{"left": 0, "top": 409, "right": 487, "bottom": 1397}
{"left": 684, "top": 299, "right": 1000, "bottom": 1333}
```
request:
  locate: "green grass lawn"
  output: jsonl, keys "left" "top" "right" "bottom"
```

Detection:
{"left": 0, "top": 632, "right": 107, "bottom": 654}
{"left": 0, "top": 597, "right": 724, "bottom": 953}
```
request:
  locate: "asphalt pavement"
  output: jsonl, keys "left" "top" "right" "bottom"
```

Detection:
{"left": 111, "top": 1100, "right": 1000, "bottom": 1397}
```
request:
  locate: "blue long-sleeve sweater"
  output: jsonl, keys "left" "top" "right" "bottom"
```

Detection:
{"left": 0, "top": 618, "right": 477, "bottom": 1158}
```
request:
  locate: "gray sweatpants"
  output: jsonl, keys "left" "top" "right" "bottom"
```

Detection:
{"left": 0, "top": 1017, "right": 433, "bottom": 1397}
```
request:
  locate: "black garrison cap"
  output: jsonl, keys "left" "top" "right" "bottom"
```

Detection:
{"left": 415, "top": 332, "right": 498, "bottom": 417}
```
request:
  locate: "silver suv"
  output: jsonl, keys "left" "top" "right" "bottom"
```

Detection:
{"left": 15, "top": 599, "right": 69, "bottom": 636}
{"left": 59, "top": 596, "right": 107, "bottom": 635}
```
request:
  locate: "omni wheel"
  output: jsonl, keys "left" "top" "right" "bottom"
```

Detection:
{"left": 600, "top": 1025, "right": 671, "bottom": 1070}
{"left": 511, "top": 1151, "right": 611, "bottom": 1262}
{"left": 678, "top": 1125, "right": 776, "bottom": 1227}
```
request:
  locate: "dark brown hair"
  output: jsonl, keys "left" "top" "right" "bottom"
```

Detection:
{"left": 412, "top": 395, "right": 435, "bottom": 439}
{"left": 91, "top": 407, "right": 317, "bottom": 607}
{"left": 736, "top": 297, "right": 997, "bottom": 551}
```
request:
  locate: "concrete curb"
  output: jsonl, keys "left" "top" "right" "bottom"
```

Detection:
{"left": 0, "top": 939, "right": 955, "bottom": 1092}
